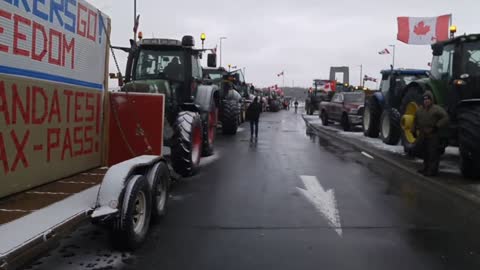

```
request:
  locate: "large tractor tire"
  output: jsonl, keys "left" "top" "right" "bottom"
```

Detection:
{"left": 111, "top": 175, "right": 152, "bottom": 250}
{"left": 400, "top": 87, "right": 424, "bottom": 157}
{"left": 380, "top": 109, "right": 401, "bottom": 145}
{"left": 363, "top": 99, "right": 380, "bottom": 138}
{"left": 171, "top": 111, "right": 203, "bottom": 177}
{"left": 458, "top": 105, "right": 480, "bottom": 179}
{"left": 222, "top": 100, "right": 239, "bottom": 135}
{"left": 201, "top": 110, "right": 217, "bottom": 156}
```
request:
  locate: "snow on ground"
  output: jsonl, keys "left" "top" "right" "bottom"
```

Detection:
{"left": 338, "top": 131, "right": 406, "bottom": 155}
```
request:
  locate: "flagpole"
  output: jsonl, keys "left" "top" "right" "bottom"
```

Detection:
{"left": 389, "top": 45, "right": 396, "bottom": 69}
{"left": 282, "top": 71, "right": 285, "bottom": 88}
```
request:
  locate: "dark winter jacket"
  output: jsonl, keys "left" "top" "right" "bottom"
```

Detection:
{"left": 246, "top": 102, "right": 262, "bottom": 121}
{"left": 414, "top": 104, "right": 449, "bottom": 138}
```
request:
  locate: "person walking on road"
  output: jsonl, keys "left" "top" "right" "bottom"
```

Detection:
{"left": 413, "top": 91, "right": 449, "bottom": 176}
{"left": 246, "top": 97, "right": 262, "bottom": 142}
{"left": 294, "top": 99, "right": 299, "bottom": 113}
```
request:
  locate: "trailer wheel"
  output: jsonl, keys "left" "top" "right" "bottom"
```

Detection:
{"left": 222, "top": 100, "right": 239, "bottom": 135}
{"left": 112, "top": 175, "right": 151, "bottom": 250}
{"left": 172, "top": 111, "right": 203, "bottom": 177}
{"left": 363, "top": 99, "right": 380, "bottom": 138}
{"left": 150, "top": 162, "right": 170, "bottom": 220}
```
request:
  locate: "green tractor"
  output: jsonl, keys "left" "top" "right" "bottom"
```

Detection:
{"left": 400, "top": 32, "right": 480, "bottom": 178}
{"left": 203, "top": 67, "right": 248, "bottom": 134}
{"left": 113, "top": 36, "right": 219, "bottom": 176}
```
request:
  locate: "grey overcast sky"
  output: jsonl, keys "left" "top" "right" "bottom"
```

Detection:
{"left": 90, "top": 0, "right": 480, "bottom": 89}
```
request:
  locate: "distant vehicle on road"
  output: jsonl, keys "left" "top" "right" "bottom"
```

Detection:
{"left": 320, "top": 92, "right": 365, "bottom": 131}
{"left": 305, "top": 80, "right": 336, "bottom": 115}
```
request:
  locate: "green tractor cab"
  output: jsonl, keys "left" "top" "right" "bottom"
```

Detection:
{"left": 400, "top": 33, "right": 480, "bottom": 178}
{"left": 115, "top": 36, "right": 219, "bottom": 176}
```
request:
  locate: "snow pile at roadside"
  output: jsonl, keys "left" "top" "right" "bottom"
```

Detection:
{"left": 339, "top": 131, "right": 406, "bottom": 155}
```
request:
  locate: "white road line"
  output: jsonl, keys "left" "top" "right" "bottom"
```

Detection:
{"left": 59, "top": 181, "right": 97, "bottom": 185}
{"left": 297, "top": 175, "right": 342, "bottom": 237}
{"left": 0, "top": 209, "right": 34, "bottom": 213}
{"left": 81, "top": 173, "right": 106, "bottom": 176}
{"left": 361, "top": 151, "right": 374, "bottom": 159}
{"left": 26, "top": 191, "right": 71, "bottom": 196}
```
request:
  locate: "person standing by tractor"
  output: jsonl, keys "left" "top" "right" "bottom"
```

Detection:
{"left": 413, "top": 91, "right": 449, "bottom": 176}
{"left": 246, "top": 97, "right": 263, "bottom": 142}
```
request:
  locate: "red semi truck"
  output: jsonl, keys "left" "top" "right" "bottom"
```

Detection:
{"left": 0, "top": 1, "right": 176, "bottom": 268}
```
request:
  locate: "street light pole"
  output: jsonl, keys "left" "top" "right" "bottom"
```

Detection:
{"left": 219, "top": 37, "right": 227, "bottom": 67}
{"left": 389, "top": 45, "right": 396, "bottom": 69}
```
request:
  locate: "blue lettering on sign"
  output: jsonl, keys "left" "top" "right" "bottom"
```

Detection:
{"left": 98, "top": 13, "right": 105, "bottom": 44}
{"left": 49, "top": 0, "right": 64, "bottom": 27}
{"left": 33, "top": 0, "right": 48, "bottom": 21}
{"left": 13, "top": 0, "right": 31, "bottom": 12}
{"left": 64, "top": 0, "right": 76, "bottom": 33}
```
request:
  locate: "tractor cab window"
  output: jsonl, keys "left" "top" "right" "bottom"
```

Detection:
{"left": 431, "top": 44, "right": 454, "bottom": 80}
{"left": 191, "top": 55, "right": 203, "bottom": 80}
{"left": 463, "top": 41, "right": 480, "bottom": 77}
{"left": 135, "top": 49, "right": 185, "bottom": 81}
{"left": 380, "top": 75, "right": 390, "bottom": 94}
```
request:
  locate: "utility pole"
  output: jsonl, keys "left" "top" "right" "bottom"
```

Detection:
{"left": 389, "top": 45, "right": 396, "bottom": 69}
{"left": 134, "top": 0, "right": 137, "bottom": 41}
{"left": 219, "top": 37, "right": 227, "bottom": 67}
{"left": 359, "top": 64, "right": 363, "bottom": 87}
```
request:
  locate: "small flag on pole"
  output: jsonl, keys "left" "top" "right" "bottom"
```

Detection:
{"left": 277, "top": 71, "right": 284, "bottom": 77}
{"left": 397, "top": 14, "right": 451, "bottom": 45}
{"left": 378, "top": 48, "right": 390, "bottom": 55}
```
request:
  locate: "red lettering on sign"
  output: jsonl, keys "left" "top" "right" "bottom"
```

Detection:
{"left": 73, "top": 126, "right": 83, "bottom": 156}
{"left": 13, "top": 14, "right": 30, "bottom": 57}
{"left": 96, "top": 93, "right": 101, "bottom": 134}
{"left": 48, "top": 89, "right": 61, "bottom": 123}
{"left": 84, "top": 125, "right": 93, "bottom": 154}
{"left": 0, "top": 81, "right": 10, "bottom": 125}
{"left": 47, "top": 128, "right": 60, "bottom": 162}
{"left": 0, "top": 132, "right": 8, "bottom": 174}
{"left": 63, "top": 90, "right": 73, "bottom": 123}
{"left": 32, "top": 21, "right": 47, "bottom": 62}
{"left": 32, "top": 86, "right": 47, "bottom": 124}
{"left": 12, "top": 84, "right": 30, "bottom": 124}
{"left": 77, "top": 3, "right": 87, "bottom": 38}
{"left": 62, "top": 35, "right": 75, "bottom": 69}
{"left": 87, "top": 9, "right": 97, "bottom": 42}
{"left": 48, "top": 29, "right": 62, "bottom": 66}
{"left": 0, "top": 9, "right": 12, "bottom": 53}
{"left": 11, "top": 130, "right": 29, "bottom": 171}
{"left": 61, "top": 128, "right": 72, "bottom": 160}
{"left": 85, "top": 92, "right": 94, "bottom": 122}
{"left": 74, "top": 91, "right": 84, "bottom": 122}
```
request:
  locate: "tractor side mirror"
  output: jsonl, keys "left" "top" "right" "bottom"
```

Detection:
{"left": 432, "top": 43, "right": 444, "bottom": 56}
{"left": 207, "top": 54, "right": 217, "bottom": 67}
{"left": 109, "top": 73, "right": 124, "bottom": 87}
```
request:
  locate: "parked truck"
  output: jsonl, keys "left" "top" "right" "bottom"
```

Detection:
{"left": 0, "top": 2, "right": 207, "bottom": 268}
{"left": 319, "top": 92, "right": 365, "bottom": 131}
{"left": 399, "top": 30, "right": 480, "bottom": 178}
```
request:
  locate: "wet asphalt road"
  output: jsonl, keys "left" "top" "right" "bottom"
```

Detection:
{"left": 28, "top": 110, "right": 480, "bottom": 270}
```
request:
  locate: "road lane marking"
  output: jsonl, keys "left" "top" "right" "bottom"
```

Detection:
{"left": 361, "top": 151, "right": 374, "bottom": 159}
{"left": 297, "top": 175, "right": 342, "bottom": 237}
{"left": 59, "top": 181, "right": 97, "bottom": 185}
{"left": 26, "top": 191, "right": 71, "bottom": 196}
{"left": 0, "top": 209, "right": 34, "bottom": 213}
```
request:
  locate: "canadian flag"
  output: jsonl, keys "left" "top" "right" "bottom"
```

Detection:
{"left": 378, "top": 48, "right": 390, "bottom": 55}
{"left": 397, "top": 15, "right": 451, "bottom": 45}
